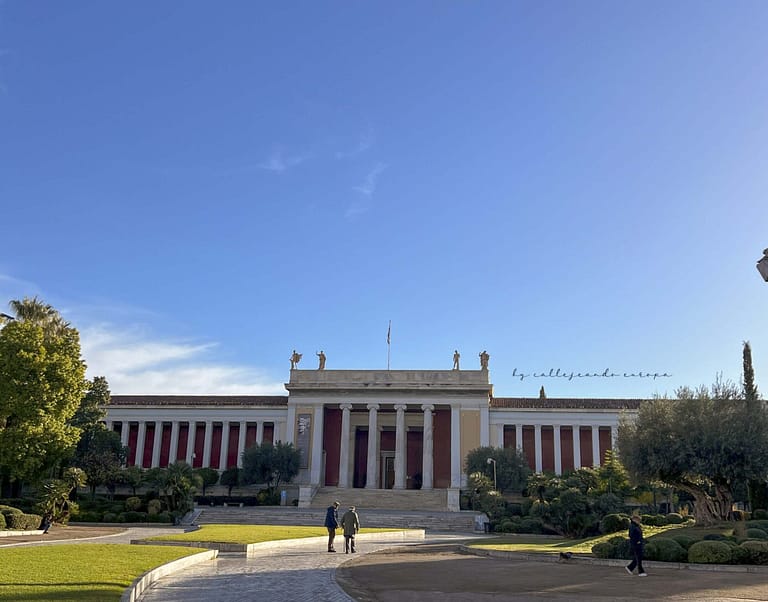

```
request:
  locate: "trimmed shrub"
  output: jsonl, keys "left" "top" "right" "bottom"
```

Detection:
{"left": 728, "top": 543, "right": 750, "bottom": 565}
{"left": 745, "top": 528, "right": 768, "bottom": 540}
{"left": 102, "top": 512, "right": 118, "bottom": 523}
{"left": 688, "top": 541, "right": 732, "bottom": 564}
{"left": 752, "top": 509, "right": 768, "bottom": 520}
{"left": 671, "top": 535, "right": 698, "bottom": 550}
{"left": 640, "top": 514, "right": 654, "bottom": 525}
{"left": 0, "top": 513, "right": 5, "bottom": 529}
{"left": 599, "top": 513, "right": 629, "bottom": 534}
{"left": 591, "top": 542, "right": 615, "bottom": 559}
{"left": 645, "top": 537, "right": 687, "bottom": 563}
{"left": 703, "top": 533, "right": 728, "bottom": 541}
{"left": 518, "top": 517, "right": 546, "bottom": 534}
{"left": 76, "top": 511, "right": 101, "bottom": 522}
{"left": 497, "top": 519, "right": 514, "bottom": 533}
{"left": 147, "top": 499, "right": 162, "bottom": 515}
{"left": 124, "top": 511, "right": 147, "bottom": 522}
{"left": 746, "top": 520, "right": 768, "bottom": 531}
{"left": 741, "top": 541, "right": 768, "bottom": 565}
{"left": 665, "top": 513, "right": 684, "bottom": 525}
{"left": 125, "top": 497, "right": 142, "bottom": 511}
{"left": 6, "top": 513, "right": 42, "bottom": 531}
{"left": 154, "top": 511, "right": 172, "bottom": 524}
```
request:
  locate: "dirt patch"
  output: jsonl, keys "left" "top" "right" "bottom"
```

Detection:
{"left": 0, "top": 524, "right": 125, "bottom": 546}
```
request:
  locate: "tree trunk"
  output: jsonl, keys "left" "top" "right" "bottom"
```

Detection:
{"left": 674, "top": 481, "right": 732, "bottom": 526}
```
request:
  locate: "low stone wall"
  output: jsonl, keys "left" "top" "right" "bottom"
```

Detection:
{"left": 132, "top": 529, "right": 425, "bottom": 557}
{"left": 120, "top": 549, "right": 218, "bottom": 602}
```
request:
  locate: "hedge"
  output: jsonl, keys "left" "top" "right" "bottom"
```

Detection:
{"left": 645, "top": 538, "right": 687, "bottom": 563}
{"left": 741, "top": 541, "right": 768, "bottom": 565}
{"left": 688, "top": 541, "right": 732, "bottom": 564}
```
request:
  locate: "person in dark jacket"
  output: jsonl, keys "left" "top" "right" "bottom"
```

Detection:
{"left": 625, "top": 515, "right": 647, "bottom": 576}
{"left": 324, "top": 501, "right": 340, "bottom": 552}
{"left": 341, "top": 505, "right": 360, "bottom": 553}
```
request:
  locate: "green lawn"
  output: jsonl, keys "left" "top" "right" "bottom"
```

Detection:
{"left": 146, "top": 523, "right": 400, "bottom": 545}
{"left": 470, "top": 524, "right": 688, "bottom": 555}
{"left": 0, "top": 544, "right": 206, "bottom": 601}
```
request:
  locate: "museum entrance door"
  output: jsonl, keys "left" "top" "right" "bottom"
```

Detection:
{"left": 381, "top": 453, "right": 395, "bottom": 488}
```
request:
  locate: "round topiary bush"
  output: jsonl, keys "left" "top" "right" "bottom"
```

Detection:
{"left": 741, "top": 541, "right": 768, "bottom": 565}
{"left": 671, "top": 535, "right": 697, "bottom": 550}
{"left": 645, "top": 537, "right": 687, "bottom": 562}
{"left": 124, "top": 497, "right": 142, "bottom": 512}
{"left": 688, "top": 541, "right": 732, "bottom": 564}
{"left": 746, "top": 520, "right": 768, "bottom": 531}
{"left": 745, "top": 528, "right": 768, "bottom": 540}
{"left": 591, "top": 542, "right": 615, "bottom": 558}
{"left": 498, "top": 519, "right": 514, "bottom": 533}
{"left": 702, "top": 533, "right": 728, "bottom": 541}
{"left": 0, "top": 513, "right": 5, "bottom": 529}
{"left": 518, "top": 517, "right": 545, "bottom": 534}
{"left": 665, "top": 513, "right": 684, "bottom": 524}
{"left": 752, "top": 509, "right": 768, "bottom": 520}
{"left": 102, "top": 512, "right": 117, "bottom": 522}
{"left": 599, "top": 513, "right": 630, "bottom": 534}
{"left": 147, "top": 499, "right": 162, "bottom": 515}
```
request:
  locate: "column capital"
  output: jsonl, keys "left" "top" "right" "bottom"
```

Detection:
{"left": 340, "top": 402, "right": 353, "bottom": 411}
{"left": 394, "top": 403, "right": 408, "bottom": 412}
{"left": 421, "top": 404, "right": 435, "bottom": 412}
{"left": 366, "top": 403, "right": 380, "bottom": 411}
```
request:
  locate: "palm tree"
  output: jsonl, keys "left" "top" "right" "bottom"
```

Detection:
{"left": 8, "top": 296, "right": 69, "bottom": 334}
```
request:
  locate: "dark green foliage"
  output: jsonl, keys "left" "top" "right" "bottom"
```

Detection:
{"left": 745, "top": 528, "right": 768, "bottom": 540}
{"left": 688, "top": 540, "right": 732, "bottom": 564}
{"left": 591, "top": 535, "right": 632, "bottom": 560}
{"left": 752, "top": 509, "right": 768, "bottom": 520}
{"left": 741, "top": 541, "right": 768, "bottom": 564}
{"left": 102, "top": 512, "right": 117, "bottom": 522}
{"left": 0, "top": 513, "right": 5, "bottom": 529}
{"left": 220, "top": 467, "right": 241, "bottom": 496}
{"left": 645, "top": 537, "right": 687, "bottom": 562}
{"left": 599, "top": 513, "right": 630, "bottom": 534}
{"left": 465, "top": 446, "right": 531, "bottom": 494}
{"left": 6, "top": 513, "right": 42, "bottom": 530}
{"left": 746, "top": 519, "right": 768, "bottom": 531}
{"left": 703, "top": 533, "right": 728, "bottom": 541}
{"left": 590, "top": 542, "right": 614, "bottom": 558}
{"left": 124, "top": 510, "right": 147, "bottom": 522}
{"left": 193, "top": 467, "right": 220, "bottom": 496}
{"left": 241, "top": 442, "right": 301, "bottom": 493}
{"left": 665, "top": 513, "right": 684, "bottom": 524}
{"left": 671, "top": 535, "right": 697, "bottom": 550}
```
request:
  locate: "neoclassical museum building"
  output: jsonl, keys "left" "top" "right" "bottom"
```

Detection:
{"left": 103, "top": 364, "right": 641, "bottom": 509}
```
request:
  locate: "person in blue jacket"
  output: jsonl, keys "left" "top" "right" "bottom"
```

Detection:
{"left": 625, "top": 515, "right": 647, "bottom": 576}
{"left": 324, "top": 500, "right": 340, "bottom": 552}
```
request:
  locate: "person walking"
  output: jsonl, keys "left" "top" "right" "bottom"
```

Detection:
{"left": 341, "top": 505, "right": 360, "bottom": 553}
{"left": 625, "top": 515, "right": 647, "bottom": 576}
{"left": 324, "top": 501, "right": 340, "bottom": 552}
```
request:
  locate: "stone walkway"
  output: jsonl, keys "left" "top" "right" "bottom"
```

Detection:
{"left": 139, "top": 533, "right": 478, "bottom": 602}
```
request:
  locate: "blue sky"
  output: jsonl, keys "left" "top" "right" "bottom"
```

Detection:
{"left": 1, "top": 1, "right": 767, "bottom": 398}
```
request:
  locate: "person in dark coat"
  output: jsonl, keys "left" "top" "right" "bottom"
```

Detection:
{"left": 625, "top": 515, "right": 647, "bottom": 576}
{"left": 324, "top": 501, "right": 340, "bottom": 552}
{"left": 341, "top": 505, "right": 360, "bottom": 553}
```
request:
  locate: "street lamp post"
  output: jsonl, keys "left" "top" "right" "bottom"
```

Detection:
{"left": 486, "top": 457, "right": 497, "bottom": 492}
{"left": 757, "top": 248, "right": 768, "bottom": 282}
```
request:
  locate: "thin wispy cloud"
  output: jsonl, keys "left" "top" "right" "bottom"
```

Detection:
{"left": 257, "top": 149, "right": 310, "bottom": 173}
{"left": 80, "top": 324, "right": 285, "bottom": 395}
{"left": 353, "top": 162, "right": 387, "bottom": 197}
{"left": 335, "top": 129, "right": 375, "bottom": 159}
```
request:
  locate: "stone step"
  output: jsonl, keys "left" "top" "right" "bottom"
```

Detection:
{"left": 310, "top": 487, "right": 448, "bottom": 511}
{"left": 194, "top": 506, "right": 479, "bottom": 532}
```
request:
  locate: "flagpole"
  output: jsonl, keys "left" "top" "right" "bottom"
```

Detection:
{"left": 387, "top": 320, "right": 391, "bottom": 370}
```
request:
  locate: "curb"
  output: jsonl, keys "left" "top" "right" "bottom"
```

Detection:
{"left": 120, "top": 549, "right": 218, "bottom": 602}
{"left": 460, "top": 545, "right": 768, "bottom": 574}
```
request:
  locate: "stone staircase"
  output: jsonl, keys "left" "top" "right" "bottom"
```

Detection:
{"left": 310, "top": 487, "right": 448, "bottom": 511}
{"left": 195, "top": 505, "right": 479, "bottom": 532}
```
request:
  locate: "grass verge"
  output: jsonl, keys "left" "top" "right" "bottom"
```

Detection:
{"left": 146, "top": 524, "right": 402, "bottom": 545}
{"left": 0, "top": 543, "right": 205, "bottom": 601}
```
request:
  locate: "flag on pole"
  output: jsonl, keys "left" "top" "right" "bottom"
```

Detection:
{"left": 387, "top": 320, "right": 391, "bottom": 345}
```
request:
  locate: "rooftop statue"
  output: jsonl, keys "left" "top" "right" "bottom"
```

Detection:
{"left": 453, "top": 350, "right": 460, "bottom": 370}
{"left": 317, "top": 350, "right": 326, "bottom": 370}
{"left": 479, "top": 350, "right": 490, "bottom": 370}
{"left": 290, "top": 350, "right": 303, "bottom": 369}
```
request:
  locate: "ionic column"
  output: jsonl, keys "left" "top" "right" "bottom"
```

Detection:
{"left": 365, "top": 404, "right": 379, "bottom": 489}
{"left": 450, "top": 404, "right": 461, "bottom": 488}
{"left": 236, "top": 421, "right": 247, "bottom": 468}
{"left": 151, "top": 422, "right": 163, "bottom": 468}
{"left": 309, "top": 404, "right": 325, "bottom": 486}
{"left": 186, "top": 421, "right": 196, "bottom": 465}
{"left": 480, "top": 405, "right": 489, "bottom": 447}
{"left": 592, "top": 425, "right": 601, "bottom": 467}
{"left": 610, "top": 424, "right": 617, "bottom": 451}
{"left": 169, "top": 421, "right": 180, "bottom": 465}
{"left": 120, "top": 422, "right": 130, "bottom": 448}
{"left": 534, "top": 424, "right": 543, "bottom": 473}
{"left": 338, "top": 403, "right": 353, "bottom": 488}
{"left": 573, "top": 425, "right": 582, "bottom": 470}
{"left": 202, "top": 421, "right": 213, "bottom": 468}
{"left": 394, "top": 404, "right": 407, "bottom": 489}
{"left": 106, "top": 420, "right": 113, "bottom": 432}
{"left": 256, "top": 421, "right": 265, "bottom": 445}
{"left": 553, "top": 425, "right": 562, "bottom": 476}
{"left": 515, "top": 424, "right": 523, "bottom": 451}
{"left": 496, "top": 423, "right": 505, "bottom": 448}
{"left": 421, "top": 404, "right": 434, "bottom": 490}
{"left": 274, "top": 420, "right": 286, "bottom": 443}
{"left": 135, "top": 421, "right": 147, "bottom": 468}
{"left": 219, "top": 421, "right": 230, "bottom": 470}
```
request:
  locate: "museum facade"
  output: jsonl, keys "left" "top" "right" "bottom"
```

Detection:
{"left": 104, "top": 367, "right": 641, "bottom": 499}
